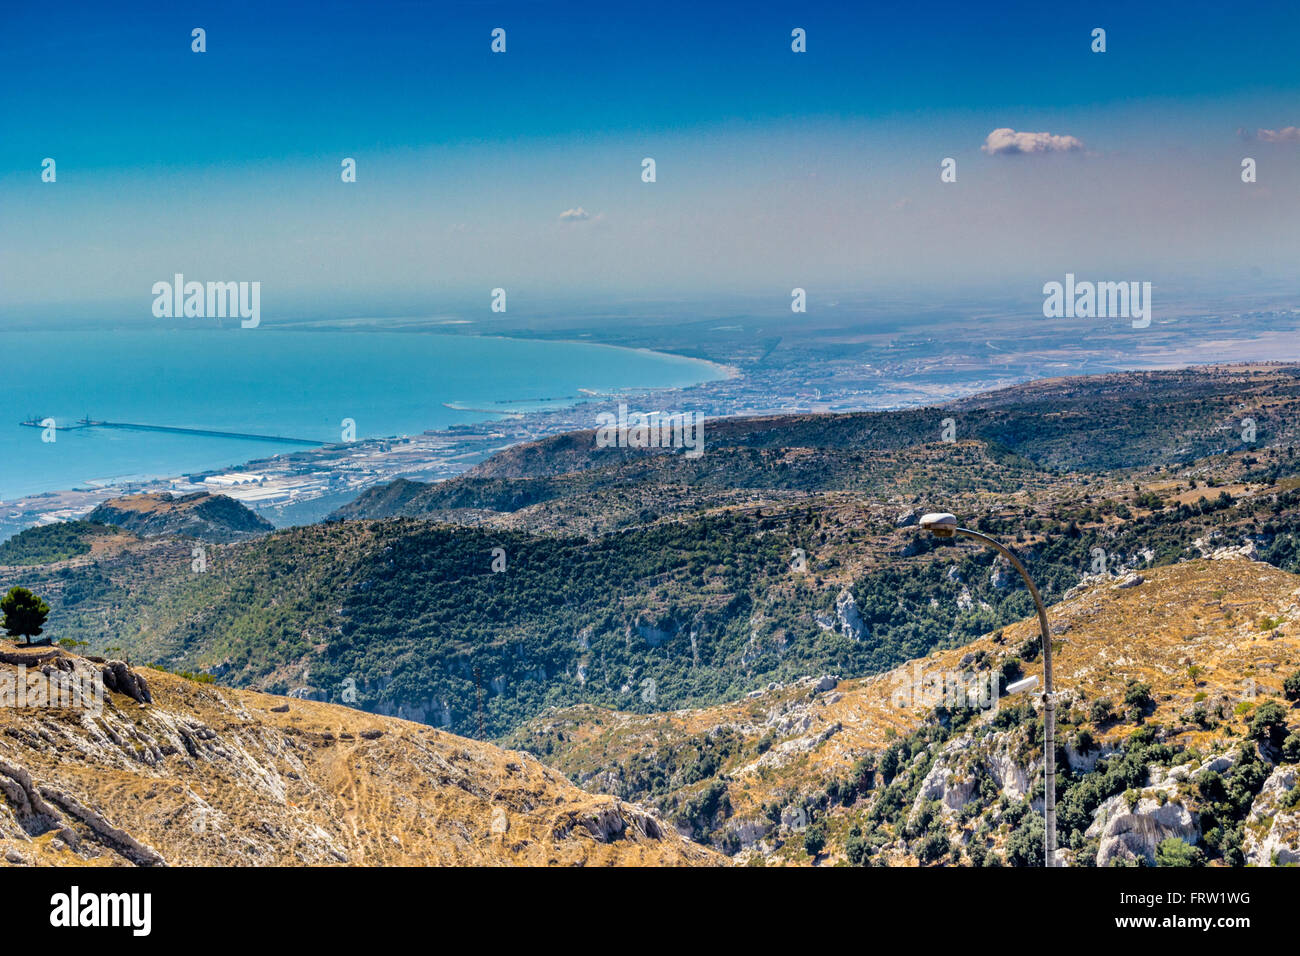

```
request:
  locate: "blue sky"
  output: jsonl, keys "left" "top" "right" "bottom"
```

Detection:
{"left": 2, "top": 0, "right": 1299, "bottom": 320}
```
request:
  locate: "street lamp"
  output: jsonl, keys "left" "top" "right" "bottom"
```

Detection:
{"left": 918, "top": 512, "right": 1057, "bottom": 867}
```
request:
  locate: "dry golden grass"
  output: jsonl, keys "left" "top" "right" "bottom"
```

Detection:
{"left": 0, "top": 646, "right": 721, "bottom": 867}
{"left": 519, "top": 556, "right": 1300, "bottom": 833}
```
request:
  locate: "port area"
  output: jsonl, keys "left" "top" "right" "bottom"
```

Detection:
{"left": 20, "top": 418, "right": 322, "bottom": 447}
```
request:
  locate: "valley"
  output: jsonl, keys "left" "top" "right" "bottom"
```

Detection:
{"left": 4, "top": 363, "right": 1300, "bottom": 865}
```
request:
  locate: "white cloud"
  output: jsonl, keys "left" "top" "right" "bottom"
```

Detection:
{"left": 981, "top": 127, "right": 1084, "bottom": 155}
{"left": 559, "top": 206, "right": 591, "bottom": 221}
{"left": 1242, "top": 126, "right": 1300, "bottom": 143}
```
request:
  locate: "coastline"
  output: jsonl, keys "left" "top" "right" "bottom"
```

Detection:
{"left": 0, "top": 332, "right": 741, "bottom": 539}
{"left": 512, "top": 336, "right": 741, "bottom": 383}
{"left": 10, "top": 298, "right": 1296, "bottom": 539}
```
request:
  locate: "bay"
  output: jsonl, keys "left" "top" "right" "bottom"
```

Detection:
{"left": 0, "top": 329, "right": 726, "bottom": 501}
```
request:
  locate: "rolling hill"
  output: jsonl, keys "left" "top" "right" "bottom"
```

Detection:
{"left": 506, "top": 557, "right": 1300, "bottom": 866}
{"left": 4, "top": 364, "right": 1300, "bottom": 769}
{"left": 0, "top": 641, "right": 717, "bottom": 867}
{"left": 86, "top": 492, "right": 274, "bottom": 542}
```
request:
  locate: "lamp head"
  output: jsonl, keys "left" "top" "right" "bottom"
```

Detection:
{"left": 919, "top": 512, "right": 959, "bottom": 538}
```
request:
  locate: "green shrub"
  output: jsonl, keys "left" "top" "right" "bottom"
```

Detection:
{"left": 1155, "top": 837, "right": 1203, "bottom": 866}
{"left": 1004, "top": 810, "right": 1045, "bottom": 867}
{"left": 1284, "top": 670, "right": 1300, "bottom": 702}
{"left": 803, "top": 821, "right": 827, "bottom": 857}
{"left": 1123, "top": 680, "right": 1154, "bottom": 721}
{"left": 916, "top": 832, "right": 951, "bottom": 865}
{"left": 1090, "top": 698, "right": 1115, "bottom": 725}
{"left": 1250, "top": 699, "right": 1289, "bottom": 747}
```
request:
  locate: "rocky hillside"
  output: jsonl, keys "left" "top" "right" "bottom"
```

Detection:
{"left": 7, "top": 365, "right": 1300, "bottom": 866}
{"left": 507, "top": 556, "right": 1300, "bottom": 866}
{"left": 0, "top": 642, "right": 717, "bottom": 867}
{"left": 8, "top": 366, "right": 1300, "bottom": 744}
{"left": 87, "top": 492, "right": 273, "bottom": 542}
{"left": 334, "top": 363, "right": 1300, "bottom": 529}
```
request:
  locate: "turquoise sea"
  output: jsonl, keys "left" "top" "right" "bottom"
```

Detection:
{"left": 0, "top": 329, "right": 726, "bottom": 501}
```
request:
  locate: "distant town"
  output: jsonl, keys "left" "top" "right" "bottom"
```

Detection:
{"left": 5, "top": 292, "right": 1298, "bottom": 542}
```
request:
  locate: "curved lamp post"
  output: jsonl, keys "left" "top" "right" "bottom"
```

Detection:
{"left": 918, "top": 512, "right": 1057, "bottom": 868}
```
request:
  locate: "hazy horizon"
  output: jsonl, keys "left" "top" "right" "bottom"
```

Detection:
{"left": 3, "top": 0, "right": 1299, "bottom": 323}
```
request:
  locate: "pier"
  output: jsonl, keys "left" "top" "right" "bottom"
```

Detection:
{"left": 20, "top": 417, "right": 324, "bottom": 446}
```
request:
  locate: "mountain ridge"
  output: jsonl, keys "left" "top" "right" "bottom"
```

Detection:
{"left": 0, "top": 641, "right": 719, "bottom": 867}
{"left": 87, "top": 492, "right": 273, "bottom": 543}
{"left": 507, "top": 556, "right": 1300, "bottom": 865}
{"left": 5, "top": 364, "right": 1300, "bottom": 756}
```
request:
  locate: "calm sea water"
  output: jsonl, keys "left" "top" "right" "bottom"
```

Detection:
{"left": 1, "top": 329, "right": 725, "bottom": 501}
